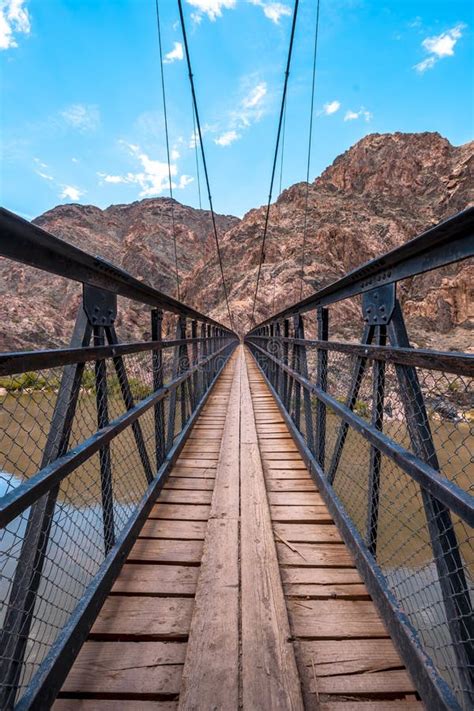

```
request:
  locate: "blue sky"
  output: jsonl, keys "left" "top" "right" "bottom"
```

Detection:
{"left": 1, "top": 0, "right": 473, "bottom": 220}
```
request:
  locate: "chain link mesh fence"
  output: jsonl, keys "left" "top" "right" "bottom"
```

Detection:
{"left": 0, "top": 313, "right": 236, "bottom": 706}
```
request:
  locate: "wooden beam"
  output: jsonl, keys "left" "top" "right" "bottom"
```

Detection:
{"left": 240, "top": 350, "right": 304, "bottom": 710}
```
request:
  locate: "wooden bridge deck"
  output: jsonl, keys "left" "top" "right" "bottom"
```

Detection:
{"left": 54, "top": 346, "right": 423, "bottom": 711}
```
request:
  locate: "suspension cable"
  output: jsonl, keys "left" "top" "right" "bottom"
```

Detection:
{"left": 278, "top": 98, "right": 287, "bottom": 197}
{"left": 250, "top": 0, "right": 300, "bottom": 323}
{"left": 298, "top": 0, "right": 321, "bottom": 301}
{"left": 177, "top": 0, "right": 234, "bottom": 330}
{"left": 155, "top": 0, "right": 181, "bottom": 301}
{"left": 191, "top": 102, "right": 202, "bottom": 210}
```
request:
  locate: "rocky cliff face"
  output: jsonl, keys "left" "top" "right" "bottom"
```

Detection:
{"left": 0, "top": 199, "right": 238, "bottom": 349}
{"left": 1, "top": 132, "right": 472, "bottom": 351}
{"left": 182, "top": 131, "right": 473, "bottom": 347}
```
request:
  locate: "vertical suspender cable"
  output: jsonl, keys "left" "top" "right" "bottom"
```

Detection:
{"left": 155, "top": 0, "right": 181, "bottom": 300}
{"left": 191, "top": 103, "right": 203, "bottom": 210}
{"left": 299, "top": 0, "right": 321, "bottom": 300}
{"left": 177, "top": 0, "right": 234, "bottom": 330}
{"left": 250, "top": 0, "right": 300, "bottom": 323}
{"left": 279, "top": 99, "right": 287, "bottom": 197}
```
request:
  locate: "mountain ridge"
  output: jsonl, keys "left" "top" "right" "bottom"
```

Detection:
{"left": 1, "top": 131, "right": 472, "bottom": 350}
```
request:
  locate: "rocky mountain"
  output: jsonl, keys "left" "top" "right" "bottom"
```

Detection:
{"left": 0, "top": 200, "right": 238, "bottom": 349}
{"left": 1, "top": 131, "right": 472, "bottom": 351}
{"left": 182, "top": 131, "right": 473, "bottom": 347}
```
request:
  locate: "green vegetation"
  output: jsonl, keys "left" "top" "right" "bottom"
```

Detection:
{"left": 0, "top": 372, "right": 58, "bottom": 393}
{"left": 0, "top": 369, "right": 151, "bottom": 401}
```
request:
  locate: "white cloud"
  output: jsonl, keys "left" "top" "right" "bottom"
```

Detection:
{"left": 163, "top": 41, "right": 183, "bottom": 64}
{"left": 60, "top": 185, "right": 84, "bottom": 202}
{"left": 186, "top": 0, "right": 236, "bottom": 21}
{"left": 171, "top": 148, "right": 180, "bottom": 160}
{"left": 322, "top": 100, "right": 341, "bottom": 115}
{"left": 99, "top": 141, "right": 193, "bottom": 197}
{"left": 231, "top": 80, "right": 268, "bottom": 128}
{"left": 178, "top": 175, "right": 194, "bottom": 188}
{"left": 36, "top": 170, "right": 53, "bottom": 181}
{"left": 71, "top": 157, "right": 79, "bottom": 163}
{"left": 344, "top": 107, "right": 372, "bottom": 122}
{"left": 248, "top": 1, "right": 291, "bottom": 24}
{"left": 0, "top": 0, "right": 30, "bottom": 50}
{"left": 214, "top": 129, "right": 240, "bottom": 146}
{"left": 61, "top": 104, "right": 100, "bottom": 132}
{"left": 242, "top": 82, "right": 267, "bottom": 109}
{"left": 414, "top": 23, "right": 465, "bottom": 73}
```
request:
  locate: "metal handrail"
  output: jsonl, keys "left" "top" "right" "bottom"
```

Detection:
{"left": 0, "top": 207, "right": 235, "bottom": 332}
{"left": 245, "top": 208, "right": 474, "bottom": 711}
{"left": 248, "top": 206, "right": 474, "bottom": 329}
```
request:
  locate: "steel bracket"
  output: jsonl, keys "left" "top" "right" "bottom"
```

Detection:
{"left": 83, "top": 284, "right": 117, "bottom": 326}
{"left": 362, "top": 283, "right": 395, "bottom": 325}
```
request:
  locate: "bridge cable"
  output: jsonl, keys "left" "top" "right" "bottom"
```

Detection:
{"left": 278, "top": 98, "right": 287, "bottom": 197}
{"left": 155, "top": 0, "right": 181, "bottom": 301}
{"left": 298, "top": 0, "right": 321, "bottom": 301}
{"left": 177, "top": 0, "right": 235, "bottom": 330}
{"left": 250, "top": 0, "right": 300, "bottom": 323}
{"left": 191, "top": 103, "right": 203, "bottom": 209}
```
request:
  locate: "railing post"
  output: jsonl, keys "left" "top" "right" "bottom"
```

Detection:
{"left": 93, "top": 325, "right": 115, "bottom": 554}
{"left": 292, "top": 316, "right": 301, "bottom": 428}
{"left": 327, "top": 323, "right": 375, "bottom": 485}
{"left": 166, "top": 316, "right": 182, "bottom": 451}
{"left": 178, "top": 317, "right": 189, "bottom": 430}
{"left": 201, "top": 322, "right": 208, "bottom": 394}
{"left": 388, "top": 300, "right": 474, "bottom": 701}
{"left": 283, "top": 319, "right": 289, "bottom": 410}
{"left": 274, "top": 321, "right": 282, "bottom": 398}
{"left": 295, "top": 314, "right": 314, "bottom": 451}
{"left": 366, "top": 324, "right": 386, "bottom": 556}
{"left": 151, "top": 308, "right": 165, "bottom": 470}
{"left": 105, "top": 324, "right": 153, "bottom": 484}
{"left": 316, "top": 307, "right": 328, "bottom": 468}
{"left": 191, "top": 319, "right": 198, "bottom": 408}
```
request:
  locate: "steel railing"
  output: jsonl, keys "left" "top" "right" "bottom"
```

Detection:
{"left": 0, "top": 208, "right": 238, "bottom": 709}
{"left": 245, "top": 208, "right": 474, "bottom": 711}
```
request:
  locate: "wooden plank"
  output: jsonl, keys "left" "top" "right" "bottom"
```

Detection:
{"left": 271, "top": 505, "right": 333, "bottom": 523}
{"left": 281, "top": 568, "right": 363, "bottom": 585}
{"left": 164, "top": 478, "right": 214, "bottom": 490}
{"left": 139, "top": 519, "right": 207, "bottom": 540}
{"left": 313, "top": 670, "right": 416, "bottom": 695}
{"left": 259, "top": 442, "right": 299, "bottom": 452}
{"left": 319, "top": 703, "right": 423, "bottom": 711}
{"left": 157, "top": 490, "right": 213, "bottom": 505}
{"left": 128, "top": 539, "right": 203, "bottom": 564}
{"left": 55, "top": 704, "right": 175, "bottom": 711}
{"left": 111, "top": 564, "right": 198, "bottom": 596}
{"left": 265, "top": 469, "right": 311, "bottom": 480}
{"left": 90, "top": 596, "right": 193, "bottom": 639}
{"left": 274, "top": 523, "right": 342, "bottom": 543}
{"left": 240, "top": 350, "right": 304, "bottom": 710}
{"left": 149, "top": 503, "right": 210, "bottom": 521}
{"left": 299, "top": 638, "right": 402, "bottom": 667}
{"left": 170, "top": 460, "right": 217, "bottom": 470}
{"left": 269, "top": 492, "right": 324, "bottom": 506}
{"left": 267, "top": 480, "right": 316, "bottom": 491}
{"left": 277, "top": 542, "right": 353, "bottom": 567}
{"left": 179, "top": 347, "right": 241, "bottom": 710}
{"left": 288, "top": 600, "right": 389, "bottom": 638}
{"left": 265, "top": 461, "right": 307, "bottom": 470}
{"left": 60, "top": 641, "right": 185, "bottom": 695}
{"left": 170, "top": 467, "right": 216, "bottom": 478}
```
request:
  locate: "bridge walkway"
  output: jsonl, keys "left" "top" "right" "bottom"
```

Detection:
{"left": 54, "top": 346, "right": 423, "bottom": 710}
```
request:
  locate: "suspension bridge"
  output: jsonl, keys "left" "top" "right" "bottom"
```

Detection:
{"left": 0, "top": 205, "right": 472, "bottom": 711}
{"left": 1, "top": 0, "right": 473, "bottom": 709}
